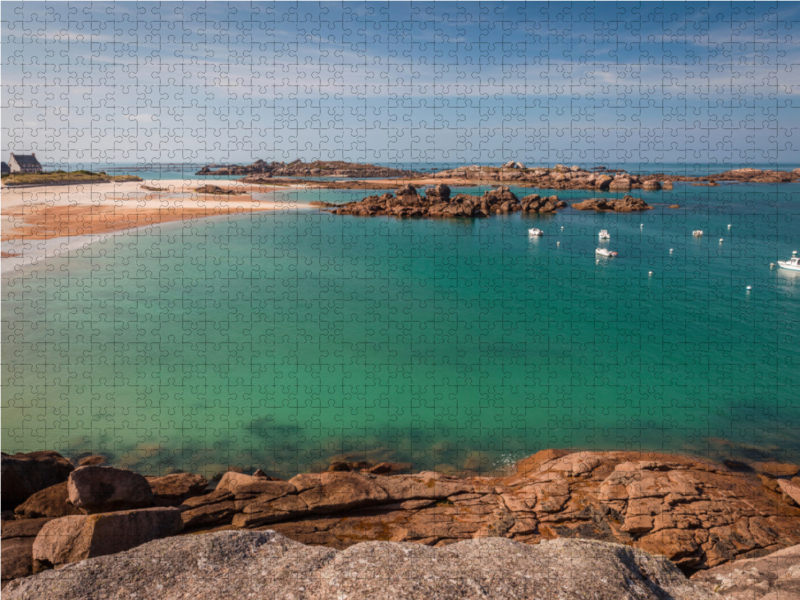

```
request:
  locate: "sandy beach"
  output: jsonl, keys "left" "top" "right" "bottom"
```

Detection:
{"left": 1, "top": 179, "right": 311, "bottom": 274}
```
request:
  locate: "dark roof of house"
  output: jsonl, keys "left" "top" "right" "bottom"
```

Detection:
{"left": 1, "top": 162, "right": 8, "bottom": 172}
{"left": 10, "top": 154, "right": 41, "bottom": 166}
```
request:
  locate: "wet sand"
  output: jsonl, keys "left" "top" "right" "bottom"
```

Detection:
{"left": 1, "top": 179, "right": 309, "bottom": 274}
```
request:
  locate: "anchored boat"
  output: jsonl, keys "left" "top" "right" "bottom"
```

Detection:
{"left": 778, "top": 251, "right": 800, "bottom": 272}
{"left": 692, "top": 230, "right": 703, "bottom": 237}
{"left": 598, "top": 229, "right": 610, "bottom": 240}
{"left": 596, "top": 248, "right": 618, "bottom": 257}
{"left": 528, "top": 228, "right": 544, "bottom": 236}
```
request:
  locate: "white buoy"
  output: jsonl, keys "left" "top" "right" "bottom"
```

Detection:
{"left": 746, "top": 286, "right": 752, "bottom": 290}
{"left": 719, "top": 238, "right": 723, "bottom": 242}
{"left": 596, "top": 259, "right": 600, "bottom": 264}
{"left": 556, "top": 241, "right": 560, "bottom": 246}
{"left": 648, "top": 271, "right": 653, "bottom": 276}
{"left": 728, "top": 224, "right": 732, "bottom": 229}
{"left": 670, "top": 249, "right": 673, "bottom": 253}
{"left": 561, "top": 226, "right": 564, "bottom": 231}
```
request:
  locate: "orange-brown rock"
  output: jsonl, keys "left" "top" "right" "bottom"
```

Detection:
{"left": 146, "top": 473, "right": 209, "bottom": 506}
{"left": 572, "top": 195, "right": 652, "bottom": 212}
{"left": 515, "top": 449, "right": 572, "bottom": 475}
{"left": 324, "top": 185, "right": 566, "bottom": 218}
{"left": 1, "top": 452, "right": 74, "bottom": 511}
{"left": 1, "top": 518, "right": 53, "bottom": 584}
{"left": 170, "top": 450, "right": 800, "bottom": 573}
{"left": 14, "top": 483, "right": 82, "bottom": 519}
{"left": 77, "top": 455, "right": 106, "bottom": 467}
{"left": 32, "top": 507, "right": 183, "bottom": 570}
{"left": 756, "top": 461, "right": 799, "bottom": 478}
{"left": 8, "top": 449, "right": 800, "bottom": 589}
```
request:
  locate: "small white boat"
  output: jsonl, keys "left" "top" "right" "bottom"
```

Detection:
{"left": 778, "top": 251, "right": 800, "bottom": 272}
{"left": 528, "top": 228, "right": 544, "bottom": 236}
{"left": 692, "top": 230, "right": 703, "bottom": 237}
{"left": 598, "top": 229, "right": 610, "bottom": 240}
{"left": 595, "top": 248, "right": 618, "bottom": 257}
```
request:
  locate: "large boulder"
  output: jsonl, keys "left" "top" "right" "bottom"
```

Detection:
{"left": 31, "top": 507, "right": 183, "bottom": 571}
{"left": 68, "top": 466, "right": 154, "bottom": 514}
{"left": 692, "top": 543, "right": 800, "bottom": 599}
{"left": 14, "top": 482, "right": 83, "bottom": 518}
{"left": 395, "top": 183, "right": 419, "bottom": 199}
{"left": 5, "top": 531, "right": 717, "bottom": 600}
{"left": 483, "top": 185, "right": 519, "bottom": 206}
{"left": 147, "top": 473, "right": 209, "bottom": 506}
{"left": 1, "top": 451, "right": 74, "bottom": 511}
{"left": 1, "top": 518, "right": 52, "bottom": 584}
{"left": 424, "top": 183, "right": 450, "bottom": 201}
{"left": 2, "top": 538, "right": 36, "bottom": 584}
{"left": 609, "top": 177, "right": 632, "bottom": 191}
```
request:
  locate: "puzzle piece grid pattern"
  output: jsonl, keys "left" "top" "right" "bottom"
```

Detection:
{"left": 1, "top": 3, "right": 799, "bottom": 485}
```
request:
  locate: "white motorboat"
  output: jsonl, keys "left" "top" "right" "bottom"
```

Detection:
{"left": 692, "top": 230, "right": 703, "bottom": 237}
{"left": 778, "top": 251, "right": 800, "bottom": 272}
{"left": 528, "top": 228, "right": 544, "bottom": 236}
{"left": 595, "top": 248, "right": 618, "bottom": 257}
{"left": 598, "top": 229, "right": 610, "bottom": 240}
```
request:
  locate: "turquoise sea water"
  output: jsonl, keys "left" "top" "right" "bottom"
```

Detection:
{"left": 2, "top": 183, "right": 799, "bottom": 478}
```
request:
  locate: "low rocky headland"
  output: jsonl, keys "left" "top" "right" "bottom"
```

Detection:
{"left": 228, "top": 162, "right": 800, "bottom": 193}
{"left": 198, "top": 159, "right": 418, "bottom": 178}
{"left": 424, "top": 163, "right": 800, "bottom": 190}
{"left": 316, "top": 184, "right": 652, "bottom": 218}
{"left": 4, "top": 449, "right": 800, "bottom": 598}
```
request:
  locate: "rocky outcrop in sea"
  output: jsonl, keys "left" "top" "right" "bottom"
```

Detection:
{"left": 572, "top": 195, "right": 653, "bottom": 212}
{"left": 321, "top": 184, "right": 567, "bottom": 217}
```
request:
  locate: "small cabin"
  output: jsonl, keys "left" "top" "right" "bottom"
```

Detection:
{"left": 8, "top": 153, "right": 42, "bottom": 173}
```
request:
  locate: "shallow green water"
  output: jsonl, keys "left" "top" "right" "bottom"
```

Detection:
{"left": 2, "top": 184, "right": 799, "bottom": 477}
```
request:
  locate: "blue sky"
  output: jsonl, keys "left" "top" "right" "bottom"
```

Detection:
{"left": 3, "top": 1, "right": 800, "bottom": 167}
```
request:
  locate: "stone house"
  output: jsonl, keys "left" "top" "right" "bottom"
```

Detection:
{"left": 8, "top": 153, "right": 42, "bottom": 173}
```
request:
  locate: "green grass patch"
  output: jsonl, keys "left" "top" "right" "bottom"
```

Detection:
{"left": 2, "top": 171, "right": 143, "bottom": 186}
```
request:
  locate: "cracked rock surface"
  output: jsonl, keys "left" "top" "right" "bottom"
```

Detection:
{"left": 4, "top": 530, "right": 719, "bottom": 600}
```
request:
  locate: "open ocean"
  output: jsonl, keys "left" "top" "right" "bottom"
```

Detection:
{"left": 2, "top": 176, "right": 799, "bottom": 478}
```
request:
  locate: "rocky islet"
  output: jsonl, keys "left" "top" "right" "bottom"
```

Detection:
{"left": 320, "top": 184, "right": 573, "bottom": 218}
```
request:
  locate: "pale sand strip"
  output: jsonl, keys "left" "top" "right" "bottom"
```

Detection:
{"left": 1, "top": 179, "right": 314, "bottom": 276}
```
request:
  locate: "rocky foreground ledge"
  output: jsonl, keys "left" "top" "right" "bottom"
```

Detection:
{"left": 4, "top": 449, "right": 800, "bottom": 596}
{"left": 3, "top": 531, "right": 719, "bottom": 600}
